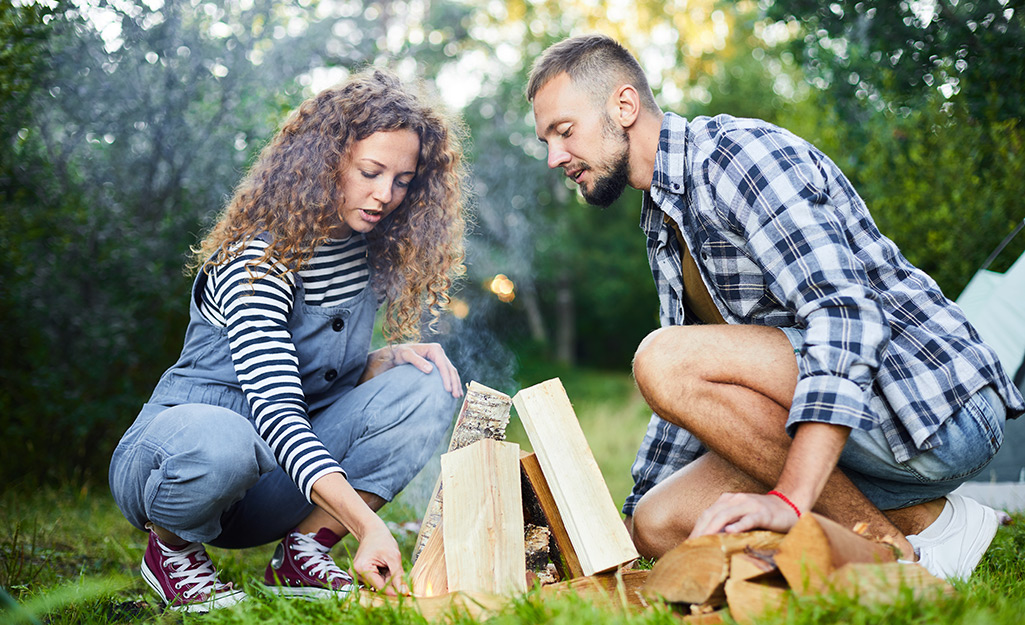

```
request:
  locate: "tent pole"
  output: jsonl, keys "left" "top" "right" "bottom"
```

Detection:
{"left": 981, "top": 218, "right": 1025, "bottom": 271}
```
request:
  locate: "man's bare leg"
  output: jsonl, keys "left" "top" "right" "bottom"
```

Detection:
{"left": 629, "top": 325, "right": 942, "bottom": 558}
{"left": 631, "top": 451, "right": 764, "bottom": 557}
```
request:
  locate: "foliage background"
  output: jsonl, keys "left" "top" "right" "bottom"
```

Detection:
{"left": 1, "top": 0, "right": 1023, "bottom": 489}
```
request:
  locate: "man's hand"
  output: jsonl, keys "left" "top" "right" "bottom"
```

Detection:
{"left": 689, "top": 422, "right": 850, "bottom": 538}
{"left": 359, "top": 343, "right": 463, "bottom": 398}
{"left": 690, "top": 491, "right": 799, "bottom": 537}
{"left": 351, "top": 523, "right": 408, "bottom": 595}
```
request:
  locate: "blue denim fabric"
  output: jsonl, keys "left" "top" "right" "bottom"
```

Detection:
{"left": 109, "top": 365, "right": 457, "bottom": 547}
{"left": 780, "top": 326, "right": 1006, "bottom": 509}
{"left": 109, "top": 253, "right": 458, "bottom": 547}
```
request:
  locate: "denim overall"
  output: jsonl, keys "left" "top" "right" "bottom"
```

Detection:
{"left": 109, "top": 259, "right": 458, "bottom": 548}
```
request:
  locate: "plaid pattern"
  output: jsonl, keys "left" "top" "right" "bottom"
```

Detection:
{"left": 624, "top": 113, "right": 1024, "bottom": 515}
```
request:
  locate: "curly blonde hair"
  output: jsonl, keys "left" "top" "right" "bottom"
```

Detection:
{"left": 193, "top": 69, "right": 467, "bottom": 342}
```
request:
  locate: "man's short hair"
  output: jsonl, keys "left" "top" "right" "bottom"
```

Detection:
{"left": 526, "top": 34, "right": 660, "bottom": 114}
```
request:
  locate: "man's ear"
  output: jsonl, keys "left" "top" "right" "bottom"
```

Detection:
{"left": 611, "top": 84, "right": 642, "bottom": 129}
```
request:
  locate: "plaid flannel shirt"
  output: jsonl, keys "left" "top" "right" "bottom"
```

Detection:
{"left": 623, "top": 113, "right": 1024, "bottom": 516}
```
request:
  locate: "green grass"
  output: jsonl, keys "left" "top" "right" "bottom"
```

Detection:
{"left": 3, "top": 366, "right": 1024, "bottom": 624}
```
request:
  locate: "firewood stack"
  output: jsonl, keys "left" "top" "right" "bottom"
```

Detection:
{"left": 388, "top": 378, "right": 952, "bottom": 624}
{"left": 407, "top": 378, "right": 639, "bottom": 599}
{"left": 643, "top": 513, "right": 954, "bottom": 624}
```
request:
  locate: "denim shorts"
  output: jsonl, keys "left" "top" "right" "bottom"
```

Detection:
{"left": 779, "top": 326, "right": 1006, "bottom": 510}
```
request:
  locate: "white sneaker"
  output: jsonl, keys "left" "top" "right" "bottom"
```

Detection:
{"left": 906, "top": 493, "right": 999, "bottom": 581}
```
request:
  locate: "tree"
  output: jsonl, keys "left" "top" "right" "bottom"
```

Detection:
{"left": 765, "top": 0, "right": 1025, "bottom": 122}
{"left": 760, "top": 0, "right": 1025, "bottom": 296}
{"left": 0, "top": 0, "right": 396, "bottom": 485}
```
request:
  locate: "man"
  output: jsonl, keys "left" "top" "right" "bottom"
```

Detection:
{"left": 527, "top": 34, "right": 1024, "bottom": 580}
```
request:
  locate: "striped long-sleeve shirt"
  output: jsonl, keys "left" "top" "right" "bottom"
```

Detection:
{"left": 199, "top": 235, "right": 370, "bottom": 501}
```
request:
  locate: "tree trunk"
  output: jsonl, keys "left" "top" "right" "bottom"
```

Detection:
{"left": 519, "top": 279, "right": 549, "bottom": 345}
{"left": 555, "top": 271, "right": 574, "bottom": 366}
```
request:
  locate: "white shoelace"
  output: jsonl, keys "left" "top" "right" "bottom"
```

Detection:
{"left": 290, "top": 532, "right": 350, "bottom": 584}
{"left": 161, "top": 542, "right": 230, "bottom": 599}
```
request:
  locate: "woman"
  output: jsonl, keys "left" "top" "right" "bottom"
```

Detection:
{"left": 108, "top": 69, "right": 467, "bottom": 612}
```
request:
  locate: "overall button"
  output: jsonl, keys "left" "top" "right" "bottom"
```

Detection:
{"left": 324, "top": 369, "right": 338, "bottom": 382}
{"left": 331, "top": 318, "right": 345, "bottom": 331}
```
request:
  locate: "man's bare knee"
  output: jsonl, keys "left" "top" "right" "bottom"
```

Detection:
{"left": 631, "top": 495, "right": 689, "bottom": 559}
{"left": 633, "top": 327, "right": 693, "bottom": 394}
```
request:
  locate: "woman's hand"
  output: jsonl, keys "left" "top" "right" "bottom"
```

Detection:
{"left": 310, "top": 472, "right": 409, "bottom": 595}
{"left": 351, "top": 521, "right": 408, "bottom": 595}
{"left": 359, "top": 343, "right": 463, "bottom": 398}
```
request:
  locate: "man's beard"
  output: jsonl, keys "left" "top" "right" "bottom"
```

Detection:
{"left": 581, "top": 117, "right": 630, "bottom": 207}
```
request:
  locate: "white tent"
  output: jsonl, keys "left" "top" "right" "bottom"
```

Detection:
{"left": 955, "top": 223, "right": 1025, "bottom": 386}
{"left": 952, "top": 220, "right": 1025, "bottom": 510}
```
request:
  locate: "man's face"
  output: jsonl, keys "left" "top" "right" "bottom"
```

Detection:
{"left": 533, "top": 72, "right": 631, "bottom": 207}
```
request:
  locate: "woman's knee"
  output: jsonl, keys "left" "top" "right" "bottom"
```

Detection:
{"left": 125, "top": 405, "right": 275, "bottom": 536}
{"left": 158, "top": 405, "right": 268, "bottom": 467}
{"left": 392, "top": 364, "right": 460, "bottom": 430}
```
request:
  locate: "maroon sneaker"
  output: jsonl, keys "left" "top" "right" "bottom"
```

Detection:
{"left": 264, "top": 528, "right": 355, "bottom": 598}
{"left": 140, "top": 531, "right": 246, "bottom": 612}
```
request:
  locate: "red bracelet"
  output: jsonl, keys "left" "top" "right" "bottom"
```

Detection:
{"left": 768, "top": 490, "right": 802, "bottom": 518}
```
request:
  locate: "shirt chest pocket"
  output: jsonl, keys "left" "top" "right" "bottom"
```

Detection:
{"left": 700, "top": 237, "right": 787, "bottom": 323}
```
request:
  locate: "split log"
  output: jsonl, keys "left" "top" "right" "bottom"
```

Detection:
{"left": 724, "top": 577, "right": 789, "bottom": 625}
{"left": 412, "top": 381, "right": 512, "bottom": 563}
{"left": 643, "top": 531, "right": 784, "bottom": 605}
{"left": 408, "top": 520, "right": 447, "bottom": 596}
{"left": 826, "top": 562, "right": 953, "bottom": 604}
{"left": 730, "top": 549, "right": 781, "bottom": 583}
{"left": 540, "top": 569, "right": 651, "bottom": 612}
{"left": 774, "top": 513, "right": 896, "bottom": 595}
{"left": 520, "top": 451, "right": 585, "bottom": 580}
{"left": 525, "top": 523, "right": 553, "bottom": 572}
{"left": 512, "top": 378, "right": 638, "bottom": 576}
{"left": 440, "top": 439, "right": 526, "bottom": 595}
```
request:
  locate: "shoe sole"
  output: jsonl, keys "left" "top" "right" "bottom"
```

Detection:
{"left": 263, "top": 584, "right": 355, "bottom": 601}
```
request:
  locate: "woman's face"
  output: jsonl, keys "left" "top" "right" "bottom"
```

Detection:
{"left": 334, "top": 129, "right": 420, "bottom": 238}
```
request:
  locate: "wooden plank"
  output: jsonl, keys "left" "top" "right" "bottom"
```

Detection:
{"left": 408, "top": 520, "right": 447, "bottom": 597}
{"left": 724, "top": 577, "right": 789, "bottom": 625}
{"left": 643, "top": 531, "right": 784, "bottom": 605}
{"left": 441, "top": 439, "right": 526, "bottom": 595}
{"left": 774, "top": 513, "right": 896, "bottom": 595}
{"left": 512, "top": 378, "right": 639, "bottom": 576}
{"left": 412, "top": 381, "right": 512, "bottom": 562}
{"left": 827, "top": 562, "right": 953, "bottom": 604}
{"left": 359, "top": 589, "right": 507, "bottom": 621}
{"left": 520, "top": 451, "right": 585, "bottom": 579}
{"left": 540, "top": 569, "right": 651, "bottom": 612}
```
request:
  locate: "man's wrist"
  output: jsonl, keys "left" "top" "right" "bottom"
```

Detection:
{"left": 767, "top": 490, "right": 802, "bottom": 518}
